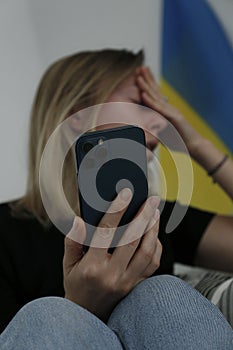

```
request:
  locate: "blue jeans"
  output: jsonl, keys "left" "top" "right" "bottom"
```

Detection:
{"left": 1, "top": 276, "right": 232, "bottom": 349}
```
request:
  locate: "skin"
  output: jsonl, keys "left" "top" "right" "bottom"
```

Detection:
{"left": 63, "top": 189, "right": 161, "bottom": 322}
{"left": 63, "top": 64, "right": 233, "bottom": 322}
{"left": 136, "top": 66, "right": 233, "bottom": 273}
{"left": 97, "top": 73, "right": 168, "bottom": 161}
{"left": 63, "top": 71, "right": 165, "bottom": 322}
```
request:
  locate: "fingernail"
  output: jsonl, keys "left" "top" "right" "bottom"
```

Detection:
{"left": 67, "top": 217, "right": 80, "bottom": 242}
{"left": 153, "top": 209, "right": 160, "bottom": 222}
{"left": 68, "top": 217, "right": 86, "bottom": 244}
{"left": 120, "top": 188, "right": 132, "bottom": 201}
{"left": 71, "top": 216, "right": 79, "bottom": 228}
{"left": 149, "top": 196, "right": 160, "bottom": 209}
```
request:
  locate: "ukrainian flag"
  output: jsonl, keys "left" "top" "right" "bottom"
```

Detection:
{"left": 160, "top": 0, "right": 233, "bottom": 214}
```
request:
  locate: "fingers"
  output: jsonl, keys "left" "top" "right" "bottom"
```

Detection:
{"left": 126, "top": 213, "right": 161, "bottom": 277}
{"left": 63, "top": 217, "right": 86, "bottom": 273}
{"left": 143, "top": 238, "right": 163, "bottom": 277}
{"left": 141, "top": 91, "right": 166, "bottom": 115}
{"left": 141, "top": 87, "right": 181, "bottom": 125}
{"left": 111, "top": 196, "right": 160, "bottom": 269}
{"left": 88, "top": 188, "right": 133, "bottom": 256}
{"left": 136, "top": 66, "right": 164, "bottom": 101}
{"left": 136, "top": 67, "right": 171, "bottom": 121}
{"left": 137, "top": 75, "right": 159, "bottom": 101}
{"left": 136, "top": 66, "right": 173, "bottom": 121}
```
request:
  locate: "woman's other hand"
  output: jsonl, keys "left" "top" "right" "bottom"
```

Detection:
{"left": 136, "top": 66, "right": 205, "bottom": 158}
{"left": 63, "top": 188, "right": 161, "bottom": 322}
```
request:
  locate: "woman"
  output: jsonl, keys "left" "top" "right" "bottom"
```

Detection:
{"left": 0, "top": 49, "right": 233, "bottom": 334}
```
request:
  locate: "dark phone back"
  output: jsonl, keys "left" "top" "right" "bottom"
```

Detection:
{"left": 75, "top": 125, "right": 148, "bottom": 247}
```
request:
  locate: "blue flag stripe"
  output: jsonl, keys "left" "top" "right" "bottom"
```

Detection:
{"left": 162, "top": 0, "right": 233, "bottom": 151}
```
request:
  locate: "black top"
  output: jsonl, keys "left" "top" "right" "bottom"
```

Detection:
{"left": 0, "top": 201, "right": 214, "bottom": 333}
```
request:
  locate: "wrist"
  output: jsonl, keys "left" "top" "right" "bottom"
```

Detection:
{"left": 64, "top": 292, "right": 115, "bottom": 323}
{"left": 207, "top": 154, "right": 228, "bottom": 182}
{"left": 188, "top": 137, "right": 211, "bottom": 160}
{"left": 64, "top": 293, "right": 77, "bottom": 304}
{"left": 188, "top": 137, "right": 226, "bottom": 172}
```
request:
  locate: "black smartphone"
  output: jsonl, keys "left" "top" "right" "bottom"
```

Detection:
{"left": 75, "top": 125, "right": 148, "bottom": 248}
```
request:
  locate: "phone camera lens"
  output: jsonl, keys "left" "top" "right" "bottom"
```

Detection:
{"left": 83, "top": 142, "right": 94, "bottom": 153}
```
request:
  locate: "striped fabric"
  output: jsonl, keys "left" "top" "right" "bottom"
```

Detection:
{"left": 175, "top": 263, "right": 233, "bottom": 327}
{"left": 211, "top": 278, "right": 233, "bottom": 327}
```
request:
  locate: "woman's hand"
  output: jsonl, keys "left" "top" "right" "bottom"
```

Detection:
{"left": 134, "top": 67, "right": 233, "bottom": 275}
{"left": 63, "top": 188, "right": 161, "bottom": 322}
{"left": 136, "top": 66, "right": 233, "bottom": 188}
{"left": 136, "top": 66, "right": 205, "bottom": 158}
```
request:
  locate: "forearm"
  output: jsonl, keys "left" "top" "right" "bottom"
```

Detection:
{"left": 190, "top": 138, "right": 233, "bottom": 201}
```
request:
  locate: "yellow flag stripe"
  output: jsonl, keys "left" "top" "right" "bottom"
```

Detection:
{"left": 159, "top": 79, "right": 233, "bottom": 215}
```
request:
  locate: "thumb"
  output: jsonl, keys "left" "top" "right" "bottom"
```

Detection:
{"left": 63, "top": 216, "right": 86, "bottom": 272}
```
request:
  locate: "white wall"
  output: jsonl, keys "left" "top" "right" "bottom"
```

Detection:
{"left": 0, "top": 0, "right": 43, "bottom": 202}
{"left": 0, "top": 0, "right": 162, "bottom": 202}
{"left": 29, "top": 0, "right": 163, "bottom": 72}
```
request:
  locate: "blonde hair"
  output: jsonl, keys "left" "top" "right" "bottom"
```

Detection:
{"left": 11, "top": 49, "right": 144, "bottom": 225}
